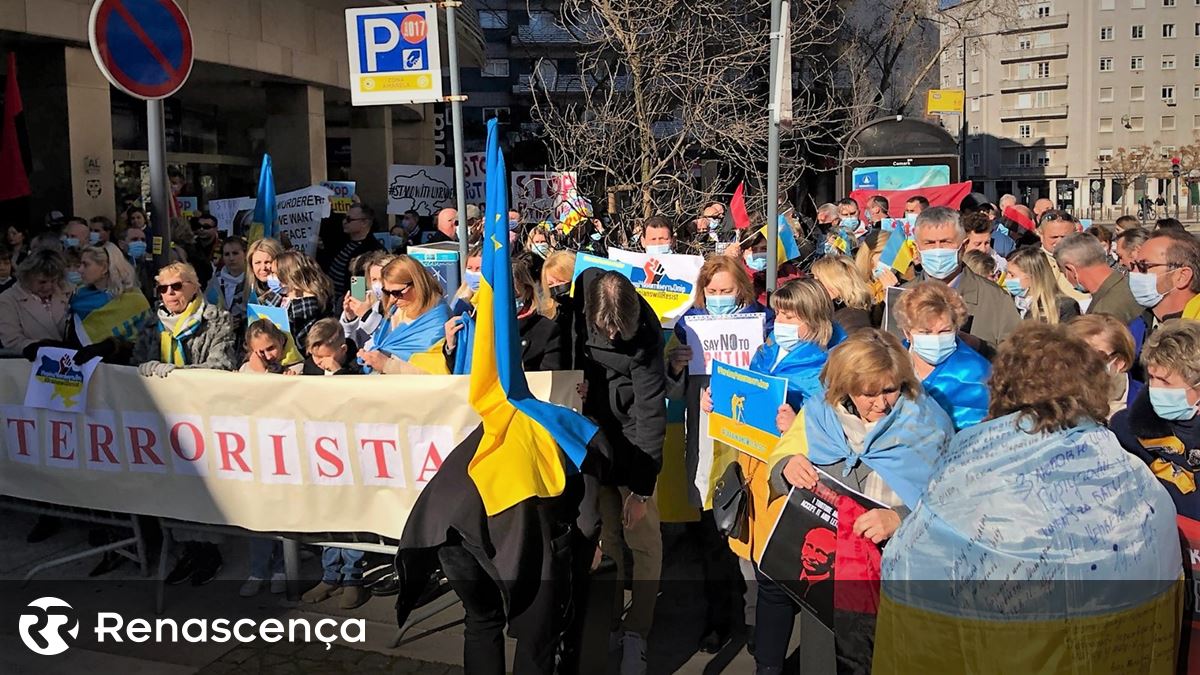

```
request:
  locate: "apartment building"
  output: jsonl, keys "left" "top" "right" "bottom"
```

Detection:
{"left": 941, "top": 0, "right": 1199, "bottom": 216}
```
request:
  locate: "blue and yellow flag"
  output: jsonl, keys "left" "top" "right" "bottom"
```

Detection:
{"left": 467, "top": 118, "right": 599, "bottom": 516}
{"left": 757, "top": 215, "right": 801, "bottom": 265}
{"left": 248, "top": 154, "right": 276, "bottom": 243}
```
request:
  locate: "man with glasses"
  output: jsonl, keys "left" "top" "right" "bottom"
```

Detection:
{"left": 325, "top": 204, "right": 383, "bottom": 297}
{"left": 1037, "top": 210, "right": 1089, "bottom": 305}
{"left": 1127, "top": 230, "right": 1200, "bottom": 355}
{"left": 189, "top": 213, "right": 221, "bottom": 288}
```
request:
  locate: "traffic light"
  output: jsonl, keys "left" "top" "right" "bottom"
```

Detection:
{"left": 1172, "top": 157, "right": 1181, "bottom": 179}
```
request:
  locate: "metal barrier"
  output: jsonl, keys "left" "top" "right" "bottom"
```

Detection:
{"left": 1, "top": 496, "right": 150, "bottom": 582}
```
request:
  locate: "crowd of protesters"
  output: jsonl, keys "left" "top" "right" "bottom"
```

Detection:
{"left": 3, "top": 189, "right": 1198, "bottom": 675}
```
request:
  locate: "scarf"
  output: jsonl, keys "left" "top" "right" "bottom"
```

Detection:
{"left": 158, "top": 296, "right": 205, "bottom": 366}
{"left": 206, "top": 269, "right": 245, "bottom": 311}
{"left": 363, "top": 302, "right": 450, "bottom": 373}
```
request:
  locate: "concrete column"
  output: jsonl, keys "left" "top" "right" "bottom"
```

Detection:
{"left": 350, "top": 106, "right": 393, "bottom": 222}
{"left": 265, "top": 84, "right": 326, "bottom": 192}
{"left": 65, "top": 47, "right": 116, "bottom": 222}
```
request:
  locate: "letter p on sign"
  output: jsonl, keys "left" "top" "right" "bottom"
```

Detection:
{"left": 363, "top": 18, "right": 400, "bottom": 72}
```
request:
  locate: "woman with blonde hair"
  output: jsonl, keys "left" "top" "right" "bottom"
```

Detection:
{"left": 67, "top": 242, "right": 152, "bottom": 363}
{"left": 273, "top": 250, "right": 333, "bottom": 351}
{"left": 855, "top": 230, "right": 902, "bottom": 303}
{"left": 245, "top": 237, "right": 286, "bottom": 306}
{"left": 1004, "top": 246, "right": 1079, "bottom": 324}
{"left": 766, "top": 328, "right": 953, "bottom": 673}
{"left": 811, "top": 255, "right": 876, "bottom": 333}
{"left": 358, "top": 255, "right": 448, "bottom": 374}
{"left": 893, "top": 280, "right": 991, "bottom": 430}
{"left": 1066, "top": 314, "right": 1141, "bottom": 419}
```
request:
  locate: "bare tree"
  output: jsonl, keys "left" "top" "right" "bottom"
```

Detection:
{"left": 1104, "top": 144, "right": 1164, "bottom": 214}
{"left": 529, "top": 0, "right": 863, "bottom": 227}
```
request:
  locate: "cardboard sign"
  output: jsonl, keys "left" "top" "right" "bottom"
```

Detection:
{"left": 678, "top": 313, "right": 766, "bottom": 374}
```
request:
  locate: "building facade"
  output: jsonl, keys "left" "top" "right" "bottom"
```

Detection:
{"left": 941, "top": 0, "right": 1199, "bottom": 218}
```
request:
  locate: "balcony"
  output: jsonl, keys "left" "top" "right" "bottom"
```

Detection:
{"left": 1000, "top": 75, "right": 1068, "bottom": 93}
{"left": 1000, "top": 44, "right": 1070, "bottom": 63}
{"left": 1000, "top": 13, "right": 1069, "bottom": 33}
{"left": 1000, "top": 165, "right": 1069, "bottom": 178}
{"left": 1000, "top": 105, "right": 1069, "bottom": 121}
{"left": 1001, "top": 136, "right": 1069, "bottom": 149}
{"left": 512, "top": 73, "right": 631, "bottom": 95}
{"left": 512, "top": 22, "right": 600, "bottom": 46}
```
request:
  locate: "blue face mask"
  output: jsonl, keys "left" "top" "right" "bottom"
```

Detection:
{"left": 266, "top": 274, "right": 283, "bottom": 293}
{"left": 65, "top": 269, "right": 82, "bottom": 286}
{"left": 773, "top": 323, "right": 803, "bottom": 351}
{"left": 1149, "top": 386, "right": 1198, "bottom": 421}
{"left": 590, "top": 232, "right": 602, "bottom": 242}
{"left": 1129, "top": 271, "right": 1165, "bottom": 308}
{"left": 88, "top": 231, "right": 102, "bottom": 245}
{"left": 920, "top": 247, "right": 959, "bottom": 280}
{"left": 1003, "top": 278, "right": 1027, "bottom": 297}
{"left": 911, "top": 332, "right": 957, "bottom": 366}
{"left": 996, "top": 223, "right": 1010, "bottom": 238}
{"left": 464, "top": 269, "right": 482, "bottom": 292}
{"left": 127, "top": 241, "right": 147, "bottom": 259}
{"left": 509, "top": 218, "right": 520, "bottom": 231}
{"left": 705, "top": 294, "right": 738, "bottom": 315}
{"left": 531, "top": 242, "right": 549, "bottom": 258}
{"left": 903, "top": 213, "right": 918, "bottom": 226}
{"left": 645, "top": 244, "right": 672, "bottom": 256}
{"left": 873, "top": 264, "right": 889, "bottom": 279}
{"left": 841, "top": 217, "right": 859, "bottom": 231}
{"left": 63, "top": 237, "right": 79, "bottom": 249}
{"left": 745, "top": 252, "right": 769, "bottom": 272}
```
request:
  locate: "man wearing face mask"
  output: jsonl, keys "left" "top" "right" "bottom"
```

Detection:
{"left": 911, "top": 207, "right": 1019, "bottom": 357}
{"left": 837, "top": 198, "right": 863, "bottom": 239}
{"left": 640, "top": 216, "right": 675, "bottom": 256}
{"left": 1053, "top": 233, "right": 1141, "bottom": 324}
{"left": 1112, "top": 320, "right": 1200, "bottom": 524}
{"left": 1126, "top": 231, "right": 1200, "bottom": 355}
{"left": 62, "top": 217, "right": 89, "bottom": 251}
{"left": 865, "top": 195, "right": 890, "bottom": 227}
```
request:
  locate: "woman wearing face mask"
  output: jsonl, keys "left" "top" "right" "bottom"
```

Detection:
{"left": 358, "top": 255, "right": 449, "bottom": 374}
{"left": 810, "top": 255, "right": 877, "bottom": 333}
{"left": 273, "top": 251, "right": 334, "bottom": 357}
{"left": 1066, "top": 314, "right": 1141, "bottom": 420}
{"left": 451, "top": 245, "right": 483, "bottom": 312}
{"left": 65, "top": 243, "right": 152, "bottom": 365}
{"left": 540, "top": 250, "right": 580, "bottom": 368}
{"left": 666, "top": 256, "right": 764, "bottom": 652}
{"left": 1004, "top": 246, "right": 1079, "bottom": 324}
{"left": 724, "top": 230, "right": 803, "bottom": 306}
{"left": 521, "top": 226, "right": 551, "bottom": 281}
{"left": 854, "top": 230, "right": 902, "bottom": 303}
{"left": 893, "top": 281, "right": 990, "bottom": 430}
{"left": 245, "top": 238, "right": 286, "bottom": 307}
{"left": 340, "top": 251, "right": 395, "bottom": 350}
{"left": 204, "top": 237, "right": 249, "bottom": 324}
{"left": 765, "top": 329, "right": 953, "bottom": 675}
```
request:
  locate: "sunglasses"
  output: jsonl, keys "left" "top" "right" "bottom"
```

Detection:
{"left": 1129, "top": 261, "right": 1181, "bottom": 274}
{"left": 192, "top": 222, "right": 217, "bottom": 231}
{"left": 382, "top": 284, "right": 412, "bottom": 299}
{"left": 157, "top": 281, "right": 186, "bottom": 294}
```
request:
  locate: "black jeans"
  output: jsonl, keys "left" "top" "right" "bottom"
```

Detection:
{"left": 754, "top": 567, "right": 876, "bottom": 674}
{"left": 438, "top": 544, "right": 556, "bottom": 675}
{"left": 754, "top": 568, "right": 798, "bottom": 669}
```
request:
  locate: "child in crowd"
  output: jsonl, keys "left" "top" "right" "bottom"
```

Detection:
{"left": 340, "top": 251, "right": 395, "bottom": 348}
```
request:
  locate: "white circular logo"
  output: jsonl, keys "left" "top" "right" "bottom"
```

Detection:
{"left": 18, "top": 597, "right": 79, "bottom": 656}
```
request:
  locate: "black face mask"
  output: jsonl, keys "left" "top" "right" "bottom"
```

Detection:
{"left": 550, "top": 283, "right": 571, "bottom": 304}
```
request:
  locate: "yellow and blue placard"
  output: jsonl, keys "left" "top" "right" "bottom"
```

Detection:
{"left": 708, "top": 361, "right": 787, "bottom": 461}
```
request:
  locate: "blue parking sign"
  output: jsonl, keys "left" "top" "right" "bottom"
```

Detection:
{"left": 346, "top": 4, "right": 443, "bottom": 106}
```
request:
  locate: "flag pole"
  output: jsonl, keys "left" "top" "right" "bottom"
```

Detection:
{"left": 765, "top": 0, "right": 782, "bottom": 293}
{"left": 445, "top": 1, "right": 470, "bottom": 274}
{"left": 147, "top": 100, "right": 172, "bottom": 273}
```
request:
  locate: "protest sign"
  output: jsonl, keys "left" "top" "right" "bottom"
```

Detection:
{"left": 707, "top": 361, "right": 786, "bottom": 460}
{"left": 208, "top": 196, "right": 254, "bottom": 235}
{"left": 274, "top": 185, "right": 333, "bottom": 257}
{"left": 321, "top": 181, "right": 357, "bottom": 214}
{"left": 0, "top": 363, "right": 580, "bottom": 538}
{"left": 24, "top": 348, "right": 100, "bottom": 414}
{"left": 409, "top": 243, "right": 461, "bottom": 296}
{"left": 174, "top": 197, "right": 198, "bottom": 218}
{"left": 608, "top": 248, "right": 704, "bottom": 328}
{"left": 759, "top": 473, "right": 887, "bottom": 629}
{"left": 882, "top": 286, "right": 907, "bottom": 339}
{"left": 511, "top": 171, "right": 578, "bottom": 222}
{"left": 678, "top": 313, "right": 766, "bottom": 374}
{"left": 463, "top": 151, "right": 487, "bottom": 203}
{"left": 387, "top": 164, "right": 455, "bottom": 216}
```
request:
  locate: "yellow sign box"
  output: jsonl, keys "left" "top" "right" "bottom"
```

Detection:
{"left": 927, "top": 89, "right": 965, "bottom": 114}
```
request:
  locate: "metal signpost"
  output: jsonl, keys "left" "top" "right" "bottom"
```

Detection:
{"left": 346, "top": 3, "right": 469, "bottom": 273}
{"left": 88, "top": 0, "right": 194, "bottom": 271}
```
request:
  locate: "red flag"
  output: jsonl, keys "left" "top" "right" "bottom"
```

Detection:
{"left": 0, "top": 53, "right": 31, "bottom": 201}
{"left": 731, "top": 181, "right": 750, "bottom": 230}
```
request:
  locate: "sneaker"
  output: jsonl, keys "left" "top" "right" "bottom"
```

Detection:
{"left": 339, "top": 585, "right": 368, "bottom": 610}
{"left": 619, "top": 631, "right": 647, "bottom": 675}
{"left": 239, "top": 577, "right": 265, "bottom": 597}
{"left": 190, "top": 544, "right": 223, "bottom": 586}
{"left": 700, "top": 628, "right": 729, "bottom": 654}
{"left": 301, "top": 581, "right": 342, "bottom": 604}
{"left": 269, "top": 572, "right": 287, "bottom": 594}
{"left": 164, "top": 544, "right": 198, "bottom": 585}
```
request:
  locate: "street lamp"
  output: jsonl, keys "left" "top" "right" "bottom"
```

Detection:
{"left": 960, "top": 30, "right": 1005, "bottom": 178}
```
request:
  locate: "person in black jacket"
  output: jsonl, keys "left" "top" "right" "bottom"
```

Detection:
{"left": 574, "top": 268, "right": 667, "bottom": 673}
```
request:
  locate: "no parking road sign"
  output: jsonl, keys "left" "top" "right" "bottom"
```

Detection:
{"left": 89, "top": 0, "right": 194, "bottom": 100}
{"left": 346, "top": 4, "right": 444, "bottom": 106}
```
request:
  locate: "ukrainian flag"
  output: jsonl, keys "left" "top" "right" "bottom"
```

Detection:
{"left": 757, "top": 215, "right": 801, "bottom": 265}
{"left": 467, "top": 119, "right": 599, "bottom": 516}
{"left": 878, "top": 226, "right": 916, "bottom": 274}
{"left": 248, "top": 154, "right": 276, "bottom": 243}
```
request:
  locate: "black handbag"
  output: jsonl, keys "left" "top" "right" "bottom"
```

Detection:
{"left": 712, "top": 460, "right": 749, "bottom": 539}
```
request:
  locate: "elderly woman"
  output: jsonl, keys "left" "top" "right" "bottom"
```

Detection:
{"left": 763, "top": 329, "right": 954, "bottom": 675}
{"left": 893, "top": 281, "right": 991, "bottom": 430}
{"left": 0, "top": 249, "right": 70, "bottom": 357}
{"left": 1066, "top": 314, "right": 1141, "bottom": 419}
{"left": 877, "top": 323, "right": 1181, "bottom": 673}
{"left": 810, "top": 255, "right": 877, "bottom": 333}
{"left": 1005, "top": 246, "right": 1079, "bottom": 324}
{"left": 67, "top": 243, "right": 151, "bottom": 364}
{"left": 131, "top": 262, "right": 239, "bottom": 377}
{"left": 358, "top": 255, "right": 449, "bottom": 374}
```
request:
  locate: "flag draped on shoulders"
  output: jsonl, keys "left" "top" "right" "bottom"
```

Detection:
{"left": 363, "top": 302, "right": 449, "bottom": 373}
{"left": 918, "top": 338, "right": 990, "bottom": 431}
{"left": 467, "top": 118, "right": 599, "bottom": 516}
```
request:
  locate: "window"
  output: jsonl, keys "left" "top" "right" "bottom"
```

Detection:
{"left": 1018, "top": 151, "right": 1032, "bottom": 167}
{"left": 1035, "top": 91, "right": 1052, "bottom": 107}
{"left": 481, "top": 58, "right": 509, "bottom": 78}
{"left": 1131, "top": 25, "right": 1145, "bottom": 39}
{"left": 1131, "top": 0, "right": 1145, "bottom": 7}
{"left": 1100, "top": 26, "right": 1114, "bottom": 40}
{"left": 1017, "top": 93, "right": 1032, "bottom": 109}
{"left": 956, "top": 73, "right": 963, "bottom": 86}
{"left": 1035, "top": 32, "right": 1053, "bottom": 46}
{"left": 1195, "top": 54, "right": 1200, "bottom": 68}
{"left": 1036, "top": 62, "right": 1051, "bottom": 77}
{"left": 1163, "top": 55, "right": 1176, "bottom": 69}
{"left": 1017, "top": 63, "right": 1033, "bottom": 79}
{"left": 1164, "top": 23, "right": 1176, "bottom": 38}
{"left": 971, "top": 152, "right": 981, "bottom": 167}
{"left": 1099, "top": 149, "right": 1114, "bottom": 161}
{"left": 1100, "top": 86, "right": 1114, "bottom": 101}
{"left": 1164, "top": 0, "right": 1176, "bottom": 5}
{"left": 478, "top": 9, "right": 509, "bottom": 29}
{"left": 1019, "top": 123, "right": 1033, "bottom": 138}
{"left": 1129, "top": 115, "right": 1145, "bottom": 130}
{"left": 970, "top": 97, "right": 981, "bottom": 111}
{"left": 1195, "top": 84, "right": 1200, "bottom": 98}
{"left": 971, "top": 68, "right": 980, "bottom": 84}
{"left": 1162, "top": 115, "right": 1176, "bottom": 130}
{"left": 1161, "top": 145, "right": 1176, "bottom": 159}
{"left": 1100, "top": 117, "right": 1114, "bottom": 132}
{"left": 1018, "top": 36, "right": 1032, "bottom": 50}
{"left": 1131, "top": 56, "right": 1145, "bottom": 70}
{"left": 1036, "top": 3, "right": 1052, "bottom": 17}
{"left": 1163, "top": 85, "right": 1176, "bottom": 101}
{"left": 481, "top": 106, "right": 510, "bottom": 123}
{"left": 1101, "top": 0, "right": 1114, "bottom": 7}
{"left": 1037, "top": 152, "right": 1051, "bottom": 167}
{"left": 1099, "top": 57, "right": 1114, "bottom": 71}
{"left": 1194, "top": 115, "right": 1200, "bottom": 128}
{"left": 1195, "top": 22, "right": 1200, "bottom": 36}
{"left": 1131, "top": 85, "right": 1145, "bottom": 99}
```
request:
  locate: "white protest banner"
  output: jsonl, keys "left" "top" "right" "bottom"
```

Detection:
{"left": 464, "top": 151, "right": 487, "bottom": 203}
{"left": 387, "top": 164, "right": 455, "bottom": 216}
{"left": 274, "top": 185, "right": 334, "bottom": 256}
{"left": 208, "top": 197, "right": 255, "bottom": 235}
{"left": 678, "top": 313, "right": 766, "bottom": 374}
{"left": 24, "top": 348, "right": 100, "bottom": 414}
{"left": 607, "top": 248, "right": 705, "bottom": 328}
{"left": 511, "top": 171, "right": 578, "bottom": 221}
{"left": 0, "top": 363, "right": 581, "bottom": 538}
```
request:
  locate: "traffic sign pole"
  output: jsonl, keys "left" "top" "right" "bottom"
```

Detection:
{"left": 147, "top": 100, "right": 172, "bottom": 270}
{"left": 445, "top": 1, "right": 469, "bottom": 274}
